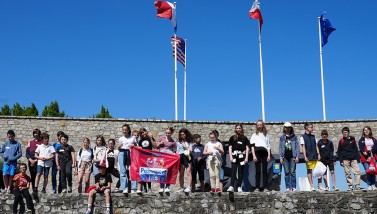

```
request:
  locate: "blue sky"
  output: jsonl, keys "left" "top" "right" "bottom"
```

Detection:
{"left": 1, "top": 0, "right": 376, "bottom": 122}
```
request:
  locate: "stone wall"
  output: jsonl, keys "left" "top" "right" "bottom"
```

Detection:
{"left": 1, "top": 116, "right": 377, "bottom": 154}
{"left": 1, "top": 191, "right": 377, "bottom": 214}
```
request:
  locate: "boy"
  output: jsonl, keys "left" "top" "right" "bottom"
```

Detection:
{"left": 0, "top": 130, "right": 22, "bottom": 194}
{"left": 55, "top": 133, "right": 76, "bottom": 193}
{"left": 51, "top": 131, "right": 64, "bottom": 193}
{"left": 25, "top": 128, "right": 42, "bottom": 193}
{"left": 300, "top": 122, "right": 320, "bottom": 191}
{"left": 13, "top": 163, "right": 34, "bottom": 213}
{"left": 190, "top": 134, "right": 205, "bottom": 192}
{"left": 317, "top": 130, "right": 339, "bottom": 191}
{"left": 337, "top": 127, "right": 364, "bottom": 191}
{"left": 85, "top": 162, "right": 111, "bottom": 214}
{"left": 34, "top": 132, "right": 55, "bottom": 193}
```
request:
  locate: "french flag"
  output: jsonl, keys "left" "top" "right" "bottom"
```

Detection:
{"left": 154, "top": 1, "right": 177, "bottom": 30}
{"left": 249, "top": 0, "right": 263, "bottom": 29}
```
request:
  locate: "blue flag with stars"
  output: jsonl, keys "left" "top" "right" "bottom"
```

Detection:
{"left": 320, "top": 14, "right": 336, "bottom": 47}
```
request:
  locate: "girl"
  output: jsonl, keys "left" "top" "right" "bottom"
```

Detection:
{"left": 117, "top": 124, "right": 135, "bottom": 194}
{"left": 358, "top": 126, "right": 377, "bottom": 191}
{"left": 76, "top": 138, "right": 93, "bottom": 193}
{"left": 157, "top": 127, "right": 177, "bottom": 193}
{"left": 227, "top": 124, "right": 250, "bottom": 192}
{"left": 177, "top": 128, "right": 194, "bottom": 193}
{"left": 137, "top": 128, "right": 153, "bottom": 193}
{"left": 251, "top": 119, "right": 271, "bottom": 192}
{"left": 105, "top": 139, "right": 120, "bottom": 191}
{"left": 93, "top": 135, "right": 107, "bottom": 176}
{"left": 204, "top": 132, "right": 224, "bottom": 193}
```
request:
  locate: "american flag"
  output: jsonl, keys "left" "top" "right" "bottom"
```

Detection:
{"left": 171, "top": 36, "right": 186, "bottom": 67}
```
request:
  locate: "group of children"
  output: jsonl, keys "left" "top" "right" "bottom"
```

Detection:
{"left": 1, "top": 122, "right": 377, "bottom": 213}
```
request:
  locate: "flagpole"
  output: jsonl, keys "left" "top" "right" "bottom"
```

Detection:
{"left": 258, "top": 20, "right": 265, "bottom": 121}
{"left": 318, "top": 16, "right": 326, "bottom": 121}
{"left": 174, "top": 2, "right": 178, "bottom": 121}
{"left": 184, "top": 39, "right": 187, "bottom": 121}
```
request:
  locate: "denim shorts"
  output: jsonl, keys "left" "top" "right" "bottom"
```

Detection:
{"left": 219, "top": 168, "right": 224, "bottom": 180}
{"left": 37, "top": 165, "right": 51, "bottom": 176}
{"left": 3, "top": 162, "right": 17, "bottom": 176}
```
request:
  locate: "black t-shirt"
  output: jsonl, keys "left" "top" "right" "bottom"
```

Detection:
{"left": 95, "top": 173, "right": 112, "bottom": 188}
{"left": 284, "top": 135, "right": 293, "bottom": 159}
{"left": 56, "top": 144, "right": 75, "bottom": 163}
{"left": 139, "top": 138, "right": 153, "bottom": 150}
{"left": 228, "top": 135, "right": 250, "bottom": 152}
{"left": 106, "top": 149, "right": 115, "bottom": 170}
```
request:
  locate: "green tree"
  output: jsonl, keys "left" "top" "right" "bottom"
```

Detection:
{"left": 42, "top": 101, "right": 65, "bottom": 117}
{"left": 95, "top": 105, "right": 112, "bottom": 118}
{"left": 12, "top": 103, "right": 24, "bottom": 116}
{"left": 0, "top": 104, "right": 11, "bottom": 115}
{"left": 24, "top": 103, "right": 39, "bottom": 116}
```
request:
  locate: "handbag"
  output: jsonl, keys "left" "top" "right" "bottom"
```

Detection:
{"left": 312, "top": 161, "right": 327, "bottom": 178}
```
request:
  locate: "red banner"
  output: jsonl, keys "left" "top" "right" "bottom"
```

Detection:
{"left": 130, "top": 147, "right": 180, "bottom": 184}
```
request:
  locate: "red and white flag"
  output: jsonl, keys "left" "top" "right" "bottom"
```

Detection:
{"left": 154, "top": 1, "right": 177, "bottom": 29}
{"left": 249, "top": 0, "right": 263, "bottom": 30}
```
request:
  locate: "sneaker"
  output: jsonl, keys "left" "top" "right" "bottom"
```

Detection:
{"left": 215, "top": 187, "right": 221, "bottom": 193}
{"left": 0, "top": 189, "right": 6, "bottom": 194}
{"left": 122, "top": 188, "right": 129, "bottom": 194}
{"left": 105, "top": 208, "right": 110, "bottom": 214}
{"left": 263, "top": 189, "right": 269, "bottom": 193}
{"left": 372, "top": 185, "right": 377, "bottom": 191}
{"left": 333, "top": 186, "right": 339, "bottom": 191}
{"left": 292, "top": 188, "right": 297, "bottom": 192}
{"left": 347, "top": 186, "right": 353, "bottom": 191}
{"left": 254, "top": 188, "right": 260, "bottom": 193}
{"left": 67, "top": 186, "right": 72, "bottom": 193}
{"left": 354, "top": 186, "right": 366, "bottom": 191}
{"left": 184, "top": 187, "right": 191, "bottom": 193}
{"left": 237, "top": 187, "right": 243, "bottom": 192}
{"left": 41, "top": 189, "right": 46, "bottom": 194}
{"left": 368, "top": 185, "right": 373, "bottom": 191}
{"left": 324, "top": 186, "right": 329, "bottom": 191}
{"left": 165, "top": 188, "right": 170, "bottom": 193}
{"left": 61, "top": 189, "right": 67, "bottom": 193}
{"left": 310, "top": 186, "right": 316, "bottom": 191}
{"left": 114, "top": 188, "right": 119, "bottom": 192}
{"left": 318, "top": 185, "right": 326, "bottom": 191}
{"left": 158, "top": 188, "right": 164, "bottom": 193}
{"left": 6, "top": 189, "right": 11, "bottom": 194}
{"left": 227, "top": 186, "right": 234, "bottom": 192}
{"left": 285, "top": 188, "right": 291, "bottom": 192}
{"left": 210, "top": 188, "right": 215, "bottom": 193}
{"left": 136, "top": 190, "right": 142, "bottom": 194}
{"left": 85, "top": 208, "right": 92, "bottom": 214}
{"left": 131, "top": 190, "right": 136, "bottom": 193}
{"left": 176, "top": 188, "right": 184, "bottom": 193}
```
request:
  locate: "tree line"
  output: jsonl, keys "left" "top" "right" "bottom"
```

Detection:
{"left": 0, "top": 101, "right": 112, "bottom": 118}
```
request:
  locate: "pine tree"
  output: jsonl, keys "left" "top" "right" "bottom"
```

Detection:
{"left": 24, "top": 103, "right": 39, "bottom": 116}
{"left": 12, "top": 103, "right": 24, "bottom": 116}
{"left": 42, "top": 101, "right": 65, "bottom": 117}
{"left": 0, "top": 104, "right": 11, "bottom": 115}
{"left": 95, "top": 105, "right": 112, "bottom": 118}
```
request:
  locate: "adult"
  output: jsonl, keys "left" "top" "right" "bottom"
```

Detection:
{"left": 279, "top": 122, "right": 300, "bottom": 192}
{"left": 251, "top": 119, "right": 271, "bottom": 192}
{"left": 227, "top": 124, "right": 250, "bottom": 192}
{"left": 300, "top": 122, "right": 320, "bottom": 191}
{"left": 358, "top": 126, "right": 377, "bottom": 190}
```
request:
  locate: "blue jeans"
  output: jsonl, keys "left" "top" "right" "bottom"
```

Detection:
{"left": 160, "top": 184, "right": 170, "bottom": 189}
{"left": 363, "top": 162, "right": 376, "bottom": 186}
{"left": 119, "top": 150, "right": 128, "bottom": 190}
{"left": 242, "top": 162, "right": 251, "bottom": 192}
{"left": 283, "top": 157, "right": 296, "bottom": 189}
{"left": 51, "top": 162, "right": 61, "bottom": 193}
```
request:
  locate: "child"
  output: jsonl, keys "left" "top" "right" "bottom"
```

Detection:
{"left": 137, "top": 128, "right": 153, "bottom": 193}
{"left": 212, "top": 130, "right": 226, "bottom": 192}
{"left": 204, "top": 131, "right": 224, "bottom": 193}
{"left": 0, "top": 130, "right": 22, "bottom": 194}
{"left": 117, "top": 124, "right": 135, "bottom": 194}
{"left": 337, "top": 127, "right": 364, "bottom": 191}
{"left": 51, "top": 131, "right": 64, "bottom": 194}
{"left": 55, "top": 133, "right": 76, "bottom": 193}
{"left": 358, "top": 126, "right": 377, "bottom": 191}
{"left": 317, "top": 130, "right": 338, "bottom": 191}
{"left": 300, "top": 122, "right": 320, "bottom": 191}
{"left": 190, "top": 134, "right": 205, "bottom": 192}
{"left": 105, "top": 139, "right": 120, "bottom": 191}
{"left": 12, "top": 163, "right": 34, "bottom": 213}
{"left": 25, "top": 128, "right": 42, "bottom": 193}
{"left": 93, "top": 135, "right": 107, "bottom": 176}
{"left": 34, "top": 132, "right": 55, "bottom": 193}
{"left": 77, "top": 138, "right": 94, "bottom": 193}
{"left": 85, "top": 162, "right": 112, "bottom": 214}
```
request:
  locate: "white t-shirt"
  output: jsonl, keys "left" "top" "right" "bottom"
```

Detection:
{"left": 79, "top": 148, "right": 93, "bottom": 162}
{"left": 207, "top": 141, "right": 222, "bottom": 158}
{"left": 118, "top": 136, "right": 136, "bottom": 150}
{"left": 250, "top": 133, "right": 271, "bottom": 150}
{"left": 35, "top": 144, "right": 55, "bottom": 167}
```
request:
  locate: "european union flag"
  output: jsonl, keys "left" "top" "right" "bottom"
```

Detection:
{"left": 320, "top": 15, "right": 336, "bottom": 47}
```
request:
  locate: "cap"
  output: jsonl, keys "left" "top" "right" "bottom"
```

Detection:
{"left": 99, "top": 162, "right": 106, "bottom": 168}
{"left": 283, "top": 122, "right": 292, "bottom": 127}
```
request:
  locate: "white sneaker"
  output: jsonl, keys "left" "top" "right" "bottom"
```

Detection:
{"left": 324, "top": 186, "right": 330, "bottom": 191}
{"left": 285, "top": 188, "right": 291, "bottom": 192}
{"left": 67, "top": 186, "right": 72, "bottom": 193}
{"left": 318, "top": 185, "right": 325, "bottom": 191}
{"left": 122, "top": 188, "right": 129, "bottom": 194}
{"left": 310, "top": 186, "right": 316, "bottom": 191}
{"left": 158, "top": 188, "right": 164, "bottom": 193}
{"left": 372, "top": 185, "right": 377, "bottom": 191}
{"left": 368, "top": 185, "right": 373, "bottom": 191}
{"left": 61, "top": 189, "right": 67, "bottom": 193}
{"left": 136, "top": 190, "right": 142, "bottom": 194}
{"left": 227, "top": 186, "right": 234, "bottom": 192}
{"left": 131, "top": 190, "right": 136, "bottom": 193}
{"left": 263, "top": 189, "right": 269, "bottom": 193}
{"left": 237, "top": 187, "right": 243, "bottom": 192}
{"left": 176, "top": 188, "right": 184, "bottom": 193}
{"left": 292, "top": 188, "right": 297, "bottom": 192}
{"left": 165, "top": 188, "right": 170, "bottom": 193}
{"left": 333, "top": 186, "right": 339, "bottom": 191}
{"left": 184, "top": 187, "right": 191, "bottom": 193}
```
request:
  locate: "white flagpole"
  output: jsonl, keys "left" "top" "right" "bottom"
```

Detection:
{"left": 184, "top": 39, "right": 187, "bottom": 121}
{"left": 258, "top": 20, "right": 265, "bottom": 121}
{"left": 174, "top": 2, "right": 178, "bottom": 120}
{"left": 318, "top": 16, "right": 326, "bottom": 121}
